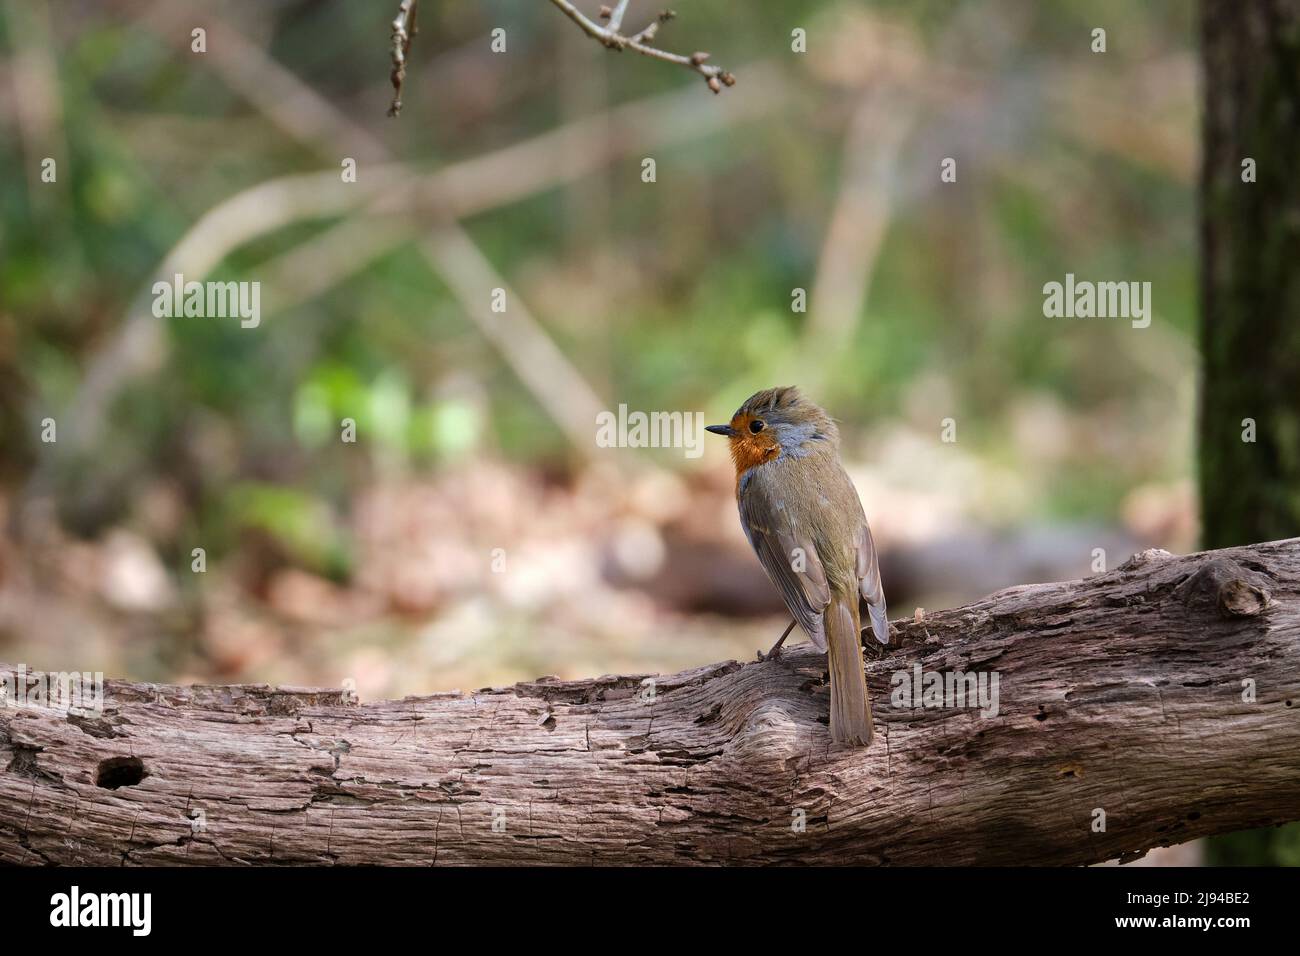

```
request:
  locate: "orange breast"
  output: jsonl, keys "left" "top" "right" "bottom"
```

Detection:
{"left": 730, "top": 424, "right": 780, "bottom": 494}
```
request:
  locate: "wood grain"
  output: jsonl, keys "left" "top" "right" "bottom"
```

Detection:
{"left": 3, "top": 539, "right": 1298, "bottom": 865}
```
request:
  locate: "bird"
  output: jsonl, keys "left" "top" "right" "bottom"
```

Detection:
{"left": 706, "top": 386, "right": 889, "bottom": 746}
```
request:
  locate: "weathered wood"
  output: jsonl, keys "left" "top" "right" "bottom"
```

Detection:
{"left": 3, "top": 539, "right": 1299, "bottom": 866}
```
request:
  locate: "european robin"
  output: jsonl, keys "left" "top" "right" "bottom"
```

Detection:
{"left": 707, "top": 386, "right": 889, "bottom": 746}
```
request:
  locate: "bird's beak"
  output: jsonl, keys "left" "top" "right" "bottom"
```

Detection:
{"left": 705, "top": 424, "right": 736, "bottom": 437}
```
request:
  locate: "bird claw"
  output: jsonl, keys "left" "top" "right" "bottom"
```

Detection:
{"left": 759, "top": 621, "right": 796, "bottom": 662}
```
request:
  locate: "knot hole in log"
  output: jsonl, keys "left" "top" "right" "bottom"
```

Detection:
{"left": 95, "top": 755, "right": 148, "bottom": 789}
{"left": 1174, "top": 557, "right": 1274, "bottom": 618}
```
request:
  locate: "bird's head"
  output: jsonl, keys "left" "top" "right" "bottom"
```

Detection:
{"left": 706, "top": 386, "right": 838, "bottom": 474}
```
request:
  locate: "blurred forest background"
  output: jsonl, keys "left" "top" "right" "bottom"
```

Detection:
{"left": 0, "top": 0, "right": 1292, "bottom": 863}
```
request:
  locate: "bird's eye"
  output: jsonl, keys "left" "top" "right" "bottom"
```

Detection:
{"left": 749, "top": 419, "right": 765, "bottom": 434}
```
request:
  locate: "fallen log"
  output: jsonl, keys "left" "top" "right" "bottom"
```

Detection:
{"left": 2, "top": 539, "right": 1298, "bottom": 865}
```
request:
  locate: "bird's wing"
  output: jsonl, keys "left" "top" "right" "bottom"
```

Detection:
{"left": 856, "top": 522, "right": 890, "bottom": 645}
{"left": 739, "top": 485, "right": 831, "bottom": 650}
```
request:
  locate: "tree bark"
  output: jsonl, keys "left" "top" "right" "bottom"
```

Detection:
{"left": 1199, "top": 0, "right": 1300, "bottom": 550}
{"left": 3, "top": 538, "right": 1299, "bottom": 866}
{"left": 1199, "top": 0, "right": 1300, "bottom": 865}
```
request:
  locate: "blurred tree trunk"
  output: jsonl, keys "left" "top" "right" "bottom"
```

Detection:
{"left": 1199, "top": 0, "right": 1300, "bottom": 866}
{"left": 1199, "top": 0, "right": 1300, "bottom": 546}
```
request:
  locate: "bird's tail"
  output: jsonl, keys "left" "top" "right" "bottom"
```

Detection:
{"left": 825, "top": 590, "right": 872, "bottom": 747}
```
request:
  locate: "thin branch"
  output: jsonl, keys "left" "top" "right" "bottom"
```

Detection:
{"left": 551, "top": 0, "right": 617, "bottom": 42}
{"left": 387, "top": 0, "right": 418, "bottom": 116}
{"left": 549, "top": 0, "right": 735, "bottom": 93}
{"left": 628, "top": 12, "right": 669, "bottom": 45}
{"left": 603, "top": 1, "right": 631, "bottom": 33}
{"left": 41, "top": 5, "right": 787, "bottom": 479}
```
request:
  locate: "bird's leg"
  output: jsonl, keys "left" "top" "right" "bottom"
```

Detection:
{"left": 759, "top": 620, "right": 797, "bottom": 662}
{"left": 859, "top": 624, "right": 887, "bottom": 659}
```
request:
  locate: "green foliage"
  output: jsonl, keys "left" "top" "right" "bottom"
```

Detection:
{"left": 1207, "top": 822, "right": 1300, "bottom": 867}
{"left": 226, "top": 481, "right": 350, "bottom": 580}
{"left": 6, "top": 0, "right": 1283, "bottom": 865}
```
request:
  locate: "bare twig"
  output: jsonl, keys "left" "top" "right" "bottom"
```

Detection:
{"left": 629, "top": 9, "right": 673, "bottom": 44}
{"left": 549, "top": 0, "right": 734, "bottom": 92}
{"left": 604, "top": 0, "right": 630, "bottom": 32}
{"left": 388, "top": 0, "right": 418, "bottom": 116}
{"left": 42, "top": 5, "right": 786, "bottom": 479}
{"left": 145, "top": 5, "right": 605, "bottom": 459}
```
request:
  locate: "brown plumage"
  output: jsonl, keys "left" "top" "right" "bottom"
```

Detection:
{"left": 707, "top": 387, "right": 889, "bottom": 746}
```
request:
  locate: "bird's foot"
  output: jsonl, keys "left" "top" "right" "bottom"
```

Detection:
{"left": 758, "top": 620, "right": 797, "bottom": 662}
